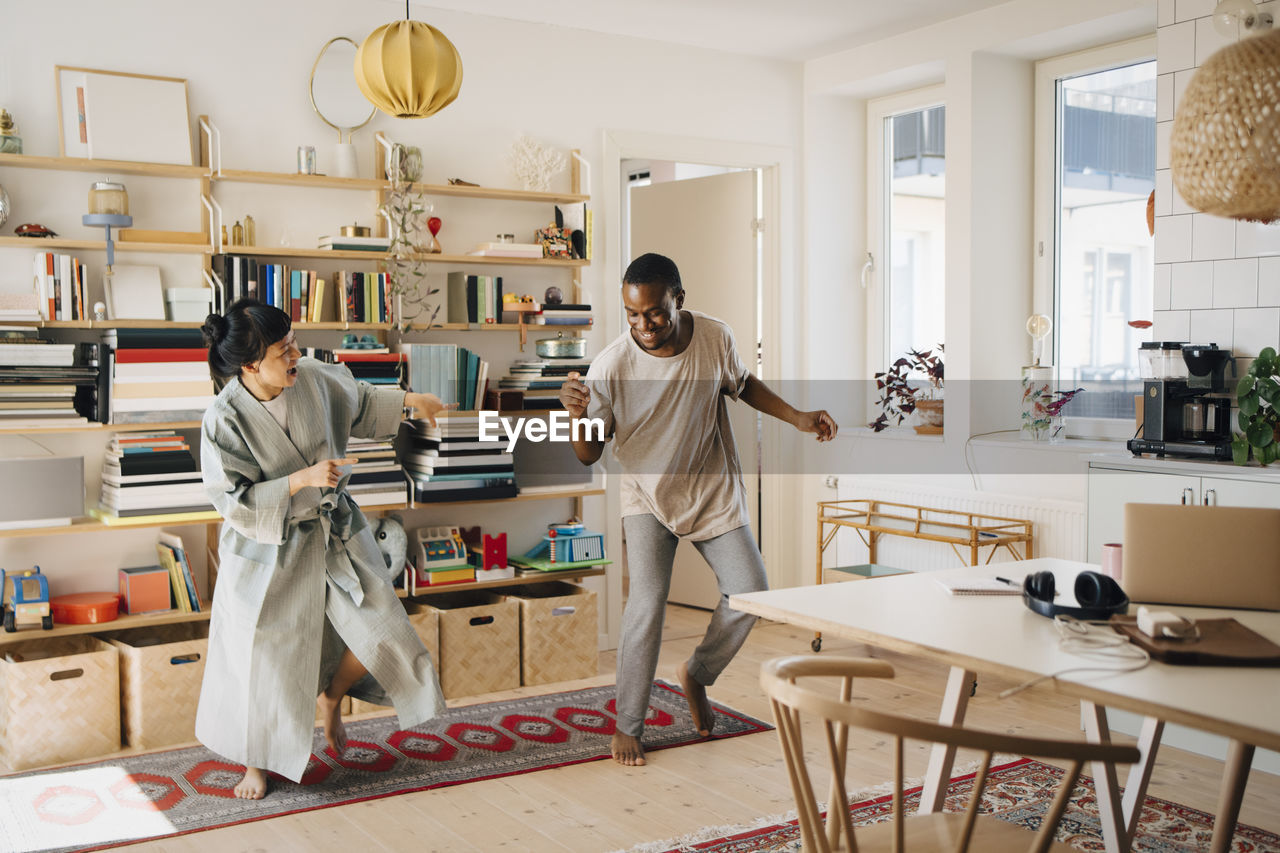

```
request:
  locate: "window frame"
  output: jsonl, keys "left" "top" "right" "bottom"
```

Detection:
{"left": 865, "top": 84, "right": 946, "bottom": 376}
{"left": 1032, "top": 36, "right": 1156, "bottom": 436}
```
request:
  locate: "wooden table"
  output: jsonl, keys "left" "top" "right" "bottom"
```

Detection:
{"left": 732, "top": 558, "right": 1280, "bottom": 853}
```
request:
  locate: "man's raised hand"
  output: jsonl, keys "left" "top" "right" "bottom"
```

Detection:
{"left": 560, "top": 372, "right": 591, "bottom": 419}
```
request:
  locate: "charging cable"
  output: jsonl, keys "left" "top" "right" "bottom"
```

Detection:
{"left": 997, "top": 615, "right": 1151, "bottom": 699}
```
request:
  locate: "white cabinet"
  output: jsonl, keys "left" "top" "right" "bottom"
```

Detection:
{"left": 1086, "top": 457, "right": 1280, "bottom": 561}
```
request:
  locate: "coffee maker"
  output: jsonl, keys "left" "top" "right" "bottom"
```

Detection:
{"left": 1128, "top": 342, "right": 1234, "bottom": 460}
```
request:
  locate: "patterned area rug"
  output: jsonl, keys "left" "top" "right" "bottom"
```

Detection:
{"left": 619, "top": 757, "right": 1280, "bottom": 853}
{"left": 0, "top": 680, "right": 770, "bottom": 853}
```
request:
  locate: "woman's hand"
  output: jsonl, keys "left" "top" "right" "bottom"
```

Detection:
{"left": 795, "top": 410, "right": 838, "bottom": 442}
{"left": 289, "top": 457, "right": 359, "bottom": 495}
{"left": 404, "top": 392, "right": 457, "bottom": 427}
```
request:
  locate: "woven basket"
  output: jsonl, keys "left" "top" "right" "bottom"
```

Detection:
{"left": 108, "top": 622, "right": 208, "bottom": 749}
{"left": 429, "top": 591, "right": 519, "bottom": 699}
{"left": 1170, "top": 29, "right": 1280, "bottom": 223}
{"left": 507, "top": 581, "right": 598, "bottom": 686}
{"left": 348, "top": 600, "right": 440, "bottom": 716}
{"left": 0, "top": 636, "right": 120, "bottom": 770}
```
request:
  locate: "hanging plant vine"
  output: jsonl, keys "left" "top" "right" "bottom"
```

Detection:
{"left": 378, "top": 156, "right": 441, "bottom": 331}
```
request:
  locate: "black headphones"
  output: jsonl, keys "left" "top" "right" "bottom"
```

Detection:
{"left": 1022, "top": 570, "right": 1130, "bottom": 620}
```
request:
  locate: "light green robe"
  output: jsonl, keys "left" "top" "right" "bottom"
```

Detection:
{"left": 195, "top": 357, "right": 444, "bottom": 782}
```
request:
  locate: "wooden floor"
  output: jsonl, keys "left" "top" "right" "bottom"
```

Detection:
{"left": 93, "top": 605, "right": 1280, "bottom": 851}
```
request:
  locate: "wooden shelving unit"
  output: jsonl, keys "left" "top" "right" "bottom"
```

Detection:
{"left": 211, "top": 167, "right": 589, "bottom": 204}
{"left": 0, "top": 236, "right": 208, "bottom": 254}
{"left": 228, "top": 244, "right": 586, "bottom": 267}
{"left": 0, "top": 152, "right": 207, "bottom": 178}
{"left": 409, "top": 565, "right": 606, "bottom": 597}
{"left": 0, "top": 606, "right": 212, "bottom": 646}
{"left": 0, "top": 420, "right": 201, "bottom": 436}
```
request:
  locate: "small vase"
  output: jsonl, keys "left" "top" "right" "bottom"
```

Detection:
{"left": 1021, "top": 365, "right": 1052, "bottom": 441}
{"left": 1048, "top": 415, "right": 1066, "bottom": 444}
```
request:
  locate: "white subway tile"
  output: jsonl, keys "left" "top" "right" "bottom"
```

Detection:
{"left": 1156, "top": 215, "right": 1194, "bottom": 263}
{"left": 1176, "top": 0, "right": 1217, "bottom": 20}
{"left": 1156, "top": 121, "right": 1172, "bottom": 171}
{"left": 1260, "top": 257, "right": 1280, "bottom": 306}
{"left": 1213, "top": 258, "right": 1259, "bottom": 308}
{"left": 1189, "top": 308, "right": 1235, "bottom": 346}
{"left": 1192, "top": 213, "right": 1237, "bottom": 260}
{"left": 1170, "top": 172, "right": 1195, "bottom": 215}
{"left": 1154, "top": 309, "right": 1191, "bottom": 341}
{"left": 1232, "top": 308, "right": 1280, "bottom": 357}
{"left": 1172, "top": 69, "right": 1194, "bottom": 114}
{"left": 1172, "top": 261, "right": 1214, "bottom": 308}
{"left": 1237, "top": 221, "right": 1280, "bottom": 257}
{"left": 1159, "top": 0, "right": 1176, "bottom": 25}
{"left": 1158, "top": 21, "right": 1197, "bottom": 73}
{"left": 1155, "top": 264, "right": 1173, "bottom": 310}
{"left": 1157, "top": 73, "right": 1175, "bottom": 122}
{"left": 1195, "top": 16, "right": 1238, "bottom": 65}
{"left": 1156, "top": 170, "right": 1174, "bottom": 217}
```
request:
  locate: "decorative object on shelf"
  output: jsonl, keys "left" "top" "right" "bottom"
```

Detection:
{"left": 1, "top": 566, "right": 52, "bottom": 633}
{"left": 868, "top": 345, "right": 944, "bottom": 433}
{"left": 83, "top": 211, "right": 132, "bottom": 272}
{"left": 87, "top": 179, "right": 129, "bottom": 215}
{"left": 103, "top": 264, "right": 165, "bottom": 320}
{"left": 448, "top": 177, "right": 478, "bottom": 186}
{"left": 243, "top": 214, "right": 256, "bottom": 246}
{"left": 13, "top": 223, "right": 57, "bottom": 238}
{"left": 1232, "top": 345, "right": 1280, "bottom": 465}
{"left": 310, "top": 36, "right": 377, "bottom": 179}
{"left": 1020, "top": 314, "right": 1054, "bottom": 440}
{"left": 509, "top": 134, "right": 566, "bottom": 192}
{"left": 1212, "top": 0, "right": 1274, "bottom": 36}
{"left": 297, "top": 145, "right": 317, "bottom": 175}
{"left": 1169, "top": 23, "right": 1280, "bottom": 223}
{"left": 372, "top": 515, "right": 409, "bottom": 583}
{"left": 536, "top": 332, "right": 586, "bottom": 359}
{"left": 0, "top": 108, "right": 21, "bottom": 154}
{"left": 220, "top": 224, "right": 228, "bottom": 246}
{"left": 50, "top": 591, "right": 120, "bottom": 625}
{"left": 93, "top": 301, "right": 106, "bottom": 321}
{"left": 543, "top": 285, "right": 563, "bottom": 305}
{"left": 378, "top": 144, "right": 441, "bottom": 329}
{"left": 426, "top": 215, "right": 443, "bottom": 254}
{"left": 1046, "top": 388, "right": 1084, "bottom": 444}
{"left": 0, "top": 181, "right": 8, "bottom": 229}
{"left": 535, "top": 223, "right": 572, "bottom": 258}
{"left": 355, "top": 2, "right": 463, "bottom": 119}
{"left": 340, "top": 223, "right": 371, "bottom": 238}
{"left": 55, "top": 66, "right": 194, "bottom": 165}
{"left": 386, "top": 143, "right": 422, "bottom": 183}
{"left": 231, "top": 219, "right": 244, "bottom": 246}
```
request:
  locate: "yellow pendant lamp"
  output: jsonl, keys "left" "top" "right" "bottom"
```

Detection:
{"left": 355, "top": 2, "right": 463, "bottom": 120}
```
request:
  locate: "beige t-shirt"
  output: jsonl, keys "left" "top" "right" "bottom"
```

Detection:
{"left": 585, "top": 310, "right": 750, "bottom": 541}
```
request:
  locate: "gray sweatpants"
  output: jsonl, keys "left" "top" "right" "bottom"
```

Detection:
{"left": 615, "top": 513, "right": 768, "bottom": 737}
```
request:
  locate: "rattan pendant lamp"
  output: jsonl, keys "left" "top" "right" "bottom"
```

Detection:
{"left": 354, "top": 0, "right": 463, "bottom": 119}
{"left": 1170, "top": 0, "right": 1280, "bottom": 223}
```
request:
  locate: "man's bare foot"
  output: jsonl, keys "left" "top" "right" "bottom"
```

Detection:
{"left": 234, "top": 767, "right": 268, "bottom": 799}
{"left": 678, "top": 660, "right": 715, "bottom": 737}
{"left": 611, "top": 732, "right": 646, "bottom": 766}
{"left": 317, "top": 692, "right": 348, "bottom": 756}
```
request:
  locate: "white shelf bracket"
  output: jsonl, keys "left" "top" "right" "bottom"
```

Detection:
{"left": 199, "top": 117, "right": 222, "bottom": 177}
{"left": 201, "top": 193, "right": 223, "bottom": 255}
{"left": 571, "top": 150, "right": 591, "bottom": 197}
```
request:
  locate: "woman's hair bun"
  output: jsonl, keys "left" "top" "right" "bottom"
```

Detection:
{"left": 201, "top": 313, "right": 227, "bottom": 347}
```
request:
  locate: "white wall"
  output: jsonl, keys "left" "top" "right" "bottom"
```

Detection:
{"left": 0, "top": 0, "right": 804, "bottom": 648}
{"left": 1153, "top": 0, "right": 1280, "bottom": 367}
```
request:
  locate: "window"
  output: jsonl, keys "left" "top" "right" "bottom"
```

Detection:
{"left": 1035, "top": 39, "right": 1156, "bottom": 429}
{"left": 867, "top": 89, "right": 946, "bottom": 374}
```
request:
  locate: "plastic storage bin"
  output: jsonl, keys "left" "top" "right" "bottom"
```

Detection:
{"left": 165, "top": 287, "right": 213, "bottom": 322}
{"left": 0, "top": 636, "right": 120, "bottom": 769}
{"left": 506, "top": 581, "right": 597, "bottom": 686}
{"left": 107, "top": 622, "right": 208, "bottom": 749}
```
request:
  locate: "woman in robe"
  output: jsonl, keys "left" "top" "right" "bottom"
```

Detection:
{"left": 196, "top": 298, "right": 450, "bottom": 799}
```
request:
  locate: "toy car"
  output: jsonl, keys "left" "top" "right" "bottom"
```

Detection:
{"left": 1, "top": 566, "right": 53, "bottom": 632}
{"left": 13, "top": 223, "right": 58, "bottom": 238}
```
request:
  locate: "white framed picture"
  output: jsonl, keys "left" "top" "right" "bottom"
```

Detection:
{"left": 56, "top": 66, "right": 193, "bottom": 165}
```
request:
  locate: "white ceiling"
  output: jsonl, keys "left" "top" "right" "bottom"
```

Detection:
{"left": 413, "top": 0, "right": 1018, "bottom": 61}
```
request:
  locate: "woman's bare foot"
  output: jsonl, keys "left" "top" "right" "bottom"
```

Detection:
{"left": 678, "top": 660, "right": 715, "bottom": 737}
{"left": 611, "top": 732, "right": 646, "bottom": 766}
{"left": 234, "top": 767, "right": 268, "bottom": 799}
{"left": 317, "top": 692, "right": 348, "bottom": 756}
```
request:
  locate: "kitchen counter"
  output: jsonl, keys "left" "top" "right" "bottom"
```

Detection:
{"left": 1088, "top": 452, "right": 1280, "bottom": 484}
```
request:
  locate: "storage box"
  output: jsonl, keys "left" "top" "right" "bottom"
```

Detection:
{"left": 0, "top": 636, "right": 120, "bottom": 769}
{"left": 429, "top": 590, "right": 519, "bottom": 699}
{"left": 108, "top": 622, "right": 208, "bottom": 748}
{"left": 164, "top": 287, "right": 213, "bottom": 322}
{"left": 348, "top": 600, "right": 440, "bottom": 715}
{"left": 507, "top": 581, "right": 597, "bottom": 686}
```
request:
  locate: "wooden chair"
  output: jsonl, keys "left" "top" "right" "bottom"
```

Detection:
{"left": 761, "top": 655, "right": 1141, "bottom": 853}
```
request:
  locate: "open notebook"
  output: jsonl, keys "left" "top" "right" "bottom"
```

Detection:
{"left": 935, "top": 576, "right": 1022, "bottom": 596}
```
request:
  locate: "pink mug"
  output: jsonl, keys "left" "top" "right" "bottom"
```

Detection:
{"left": 1101, "top": 543, "right": 1123, "bottom": 580}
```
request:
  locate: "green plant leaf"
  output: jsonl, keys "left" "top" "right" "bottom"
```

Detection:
{"left": 1232, "top": 435, "right": 1250, "bottom": 464}
{"left": 1259, "top": 346, "right": 1277, "bottom": 361}
{"left": 1240, "top": 391, "right": 1260, "bottom": 416}
{"left": 1246, "top": 421, "right": 1274, "bottom": 447}
{"left": 1238, "top": 376, "right": 1256, "bottom": 398}
{"left": 1263, "top": 442, "right": 1280, "bottom": 465}
{"left": 1257, "top": 354, "right": 1277, "bottom": 378}
{"left": 1261, "top": 378, "right": 1280, "bottom": 406}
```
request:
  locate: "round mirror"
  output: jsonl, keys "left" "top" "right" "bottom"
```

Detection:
{"left": 310, "top": 37, "right": 376, "bottom": 141}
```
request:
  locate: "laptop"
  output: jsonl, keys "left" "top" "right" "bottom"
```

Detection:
{"left": 1122, "top": 503, "right": 1280, "bottom": 611}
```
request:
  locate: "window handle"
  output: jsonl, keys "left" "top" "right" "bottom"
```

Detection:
{"left": 860, "top": 251, "right": 874, "bottom": 289}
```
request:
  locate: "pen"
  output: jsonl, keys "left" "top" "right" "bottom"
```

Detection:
{"left": 995, "top": 576, "right": 1017, "bottom": 586}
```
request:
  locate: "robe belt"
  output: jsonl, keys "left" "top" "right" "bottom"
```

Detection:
{"left": 293, "top": 492, "right": 364, "bottom": 606}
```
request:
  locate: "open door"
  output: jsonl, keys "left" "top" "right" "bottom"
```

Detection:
{"left": 629, "top": 170, "right": 759, "bottom": 609}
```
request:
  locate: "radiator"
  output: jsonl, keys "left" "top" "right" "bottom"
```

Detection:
{"left": 831, "top": 479, "right": 1086, "bottom": 571}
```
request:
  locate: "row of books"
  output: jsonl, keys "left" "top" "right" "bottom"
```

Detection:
{"left": 117, "top": 532, "right": 203, "bottom": 614}
{"left": 399, "top": 343, "right": 489, "bottom": 410}
{"left": 446, "top": 272, "right": 504, "bottom": 325}
{"left": 30, "top": 252, "right": 89, "bottom": 322}
{"left": 0, "top": 329, "right": 100, "bottom": 427}
{"left": 211, "top": 255, "right": 392, "bottom": 324}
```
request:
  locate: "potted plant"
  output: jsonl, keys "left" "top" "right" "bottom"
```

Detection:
{"left": 868, "top": 345, "right": 944, "bottom": 433}
{"left": 378, "top": 144, "right": 442, "bottom": 331}
{"left": 1233, "top": 346, "right": 1280, "bottom": 465}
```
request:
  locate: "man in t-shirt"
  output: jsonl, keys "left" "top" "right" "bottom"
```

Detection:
{"left": 559, "top": 252, "right": 837, "bottom": 766}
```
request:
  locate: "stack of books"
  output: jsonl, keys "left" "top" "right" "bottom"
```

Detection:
{"left": 317, "top": 235, "right": 389, "bottom": 252}
{"left": 335, "top": 350, "right": 404, "bottom": 386}
{"left": 397, "top": 342, "right": 488, "bottom": 410}
{"left": 345, "top": 436, "right": 407, "bottom": 507}
{"left": 530, "top": 303, "right": 592, "bottom": 326}
{"left": 103, "top": 329, "right": 213, "bottom": 424}
{"left": 0, "top": 330, "right": 97, "bottom": 428}
{"left": 396, "top": 414, "right": 517, "bottom": 503}
{"left": 497, "top": 357, "right": 590, "bottom": 409}
{"left": 96, "top": 431, "right": 212, "bottom": 520}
